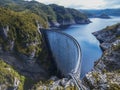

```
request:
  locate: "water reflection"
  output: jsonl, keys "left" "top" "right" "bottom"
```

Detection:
{"left": 62, "top": 17, "right": 120, "bottom": 78}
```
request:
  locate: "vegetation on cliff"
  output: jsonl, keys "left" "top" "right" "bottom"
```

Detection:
{"left": 84, "top": 23, "right": 120, "bottom": 90}
{"left": 0, "top": 58, "right": 25, "bottom": 90}
{"left": 0, "top": 0, "right": 90, "bottom": 27}
{"left": 0, "top": 58, "right": 78, "bottom": 90}
{"left": 0, "top": 7, "right": 47, "bottom": 57}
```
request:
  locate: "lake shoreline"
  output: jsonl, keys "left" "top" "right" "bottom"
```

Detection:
{"left": 83, "top": 23, "right": 120, "bottom": 90}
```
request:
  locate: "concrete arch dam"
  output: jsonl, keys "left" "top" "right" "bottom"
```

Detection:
{"left": 40, "top": 29, "right": 82, "bottom": 78}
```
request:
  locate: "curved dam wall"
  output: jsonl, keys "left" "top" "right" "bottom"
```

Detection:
{"left": 40, "top": 29, "right": 81, "bottom": 77}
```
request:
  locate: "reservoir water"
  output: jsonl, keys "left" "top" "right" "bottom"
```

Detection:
{"left": 61, "top": 17, "right": 120, "bottom": 78}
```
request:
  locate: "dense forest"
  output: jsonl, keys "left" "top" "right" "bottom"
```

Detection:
{"left": 0, "top": 0, "right": 90, "bottom": 27}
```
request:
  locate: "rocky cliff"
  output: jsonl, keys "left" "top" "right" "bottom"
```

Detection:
{"left": 83, "top": 23, "right": 120, "bottom": 90}
{"left": 49, "top": 4, "right": 90, "bottom": 27}
{"left": 0, "top": 6, "right": 82, "bottom": 90}
{"left": 0, "top": 59, "right": 25, "bottom": 90}
{"left": 0, "top": 7, "right": 53, "bottom": 89}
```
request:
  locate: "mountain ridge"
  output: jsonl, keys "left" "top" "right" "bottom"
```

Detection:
{"left": 0, "top": 0, "right": 90, "bottom": 28}
{"left": 80, "top": 8, "right": 120, "bottom": 17}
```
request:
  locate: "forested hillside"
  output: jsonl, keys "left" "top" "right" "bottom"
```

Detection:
{"left": 0, "top": 0, "right": 90, "bottom": 27}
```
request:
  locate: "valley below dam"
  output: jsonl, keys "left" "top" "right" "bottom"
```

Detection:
{"left": 61, "top": 16, "right": 120, "bottom": 78}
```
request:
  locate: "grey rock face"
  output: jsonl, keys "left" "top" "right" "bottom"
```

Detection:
{"left": 0, "top": 77, "right": 20, "bottom": 90}
{"left": 93, "top": 27, "right": 118, "bottom": 50}
{"left": 76, "top": 19, "right": 91, "bottom": 24}
{"left": 13, "top": 78, "right": 20, "bottom": 90}
{"left": 0, "top": 26, "right": 9, "bottom": 40}
{"left": 0, "top": 84, "right": 7, "bottom": 90}
{"left": 0, "top": 52, "right": 49, "bottom": 80}
{"left": 0, "top": 25, "right": 15, "bottom": 51}
{"left": 9, "top": 41, "right": 15, "bottom": 51}
{"left": 83, "top": 45, "right": 120, "bottom": 89}
{"left": 100, "top": 43, "right": 111, "bottom": 50}
{"left": 38, "top": 78, "right": 76, "bottom": 89}
{"left": 60, "top": 19, "right": 76, "bottom": 26}
{"left": 117, "top": 26, "right": 120, "bottom": 33}
{"left": 48, "top": 21, "right": 60, "bottom": 27}
{"left": 0, "top": 46, "right": 3, "bottom": 53}
{"left": 83, "top": 25, "right": 120, "bottom": 90}
{"left": 98, "top": 14, "right": 111, "bottom": 19}
{"left": 84, "top": 71, "right": 108, "bottom": 90}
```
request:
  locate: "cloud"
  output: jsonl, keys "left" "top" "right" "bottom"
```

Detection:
{"left": 104, "top": 0, "right": 120, "bottom": 8}
{"left": 35, "top": 0, "right": 120, "bottom": 9}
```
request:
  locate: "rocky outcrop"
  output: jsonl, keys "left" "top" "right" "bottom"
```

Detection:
{"left": 49, "top": 18, "right": 91, "bottom": 28}
{"left": 0, "top": 8, "right": 54, "bottom": 86}
{"left": 83, "top": 24, "right": 120, "bottom": 90}
{"left": 48, "top": 21, "right": 60, "bottom": 28}
{"left": 49, "top": 4, "right": 91, "bottom": 28}
{"left": 76, "top": 19, "right": 91, "bottom": 24}
{"left": 98, "top": 13, "right": 111, "bottom": 19}
{"left": 0, "top": 26, "right": 15, "bottom": 51}
{"left": 32, "top": 76, "right": 84, "bottom": 90}
{"left": 93, "top": 24, "right": 120, "bottom": 50}
{"left": 59, "top": 19, "right": 76, "bottom": 26}
{"left": 0, "top": 25, "right": 40, "bottom": 63}
{"left": 0, "top": 59, "right": 24, "bottom": 90}
{"left": 0, "top": 26, "right": 9, "bottom": 39}
{"left": 0, "top": 77, "right": 20, "bottom": 90}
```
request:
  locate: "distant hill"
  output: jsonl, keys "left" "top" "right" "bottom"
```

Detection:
{"left": 80, "top": 9, "right": 120, "bottom": 17}
{"left": 98, "top": 13, "right": 111, "bottom": 19}
{"left": 0, "top": 0, "right": 90, "bottom": 28}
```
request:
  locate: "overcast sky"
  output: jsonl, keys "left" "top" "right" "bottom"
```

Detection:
{"left": 34, "top": 0, "right": 120, "bottom": 9}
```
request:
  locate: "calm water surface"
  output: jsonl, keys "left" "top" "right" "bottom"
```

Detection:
{"left": 62, "top": 17, "right": 120, "bottom": 78}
